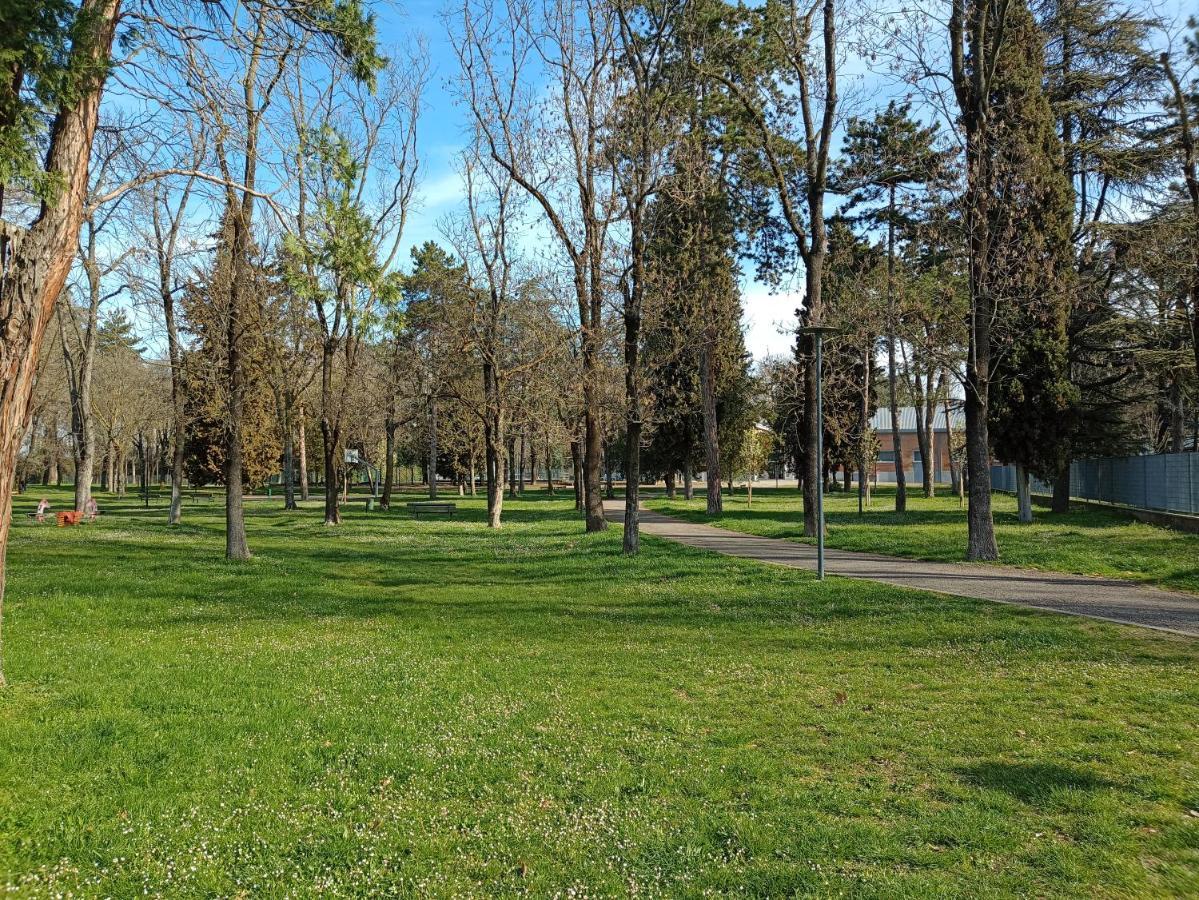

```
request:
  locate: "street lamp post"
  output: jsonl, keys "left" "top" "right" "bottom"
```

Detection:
{"left": 800, "top": 325, "right": 840, "bottom": 580}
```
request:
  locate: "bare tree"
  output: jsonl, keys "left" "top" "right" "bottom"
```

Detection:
{"left": 450, "top": 0, "right": 621, "bottom": 532}
{"left": 282, "top": 59, "right": 423, "bottom": 525}
{"left": 56, "top": 130, "right": 139, "bottom": 516}
{"left": 612, "top": 0, "right": 679, "bottom": 552}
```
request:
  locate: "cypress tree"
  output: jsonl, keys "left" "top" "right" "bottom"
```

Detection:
{"left": 986, "top": 0, "right": 1078, "bottom": 523}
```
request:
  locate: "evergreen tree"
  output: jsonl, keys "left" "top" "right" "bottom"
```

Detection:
{"left": 1040, "top": 0, "right": 1163, "bottom": 508}
{"left": 838, "top": 101, "right": 949, "bottom": 509}
{"left": 180, "top": 241, "right": 282, "bottom": 491}
{"left": 642, "top": 143, "right": 745, "bottom": 514}
{"left": 985, "top": 0, "right": 1078, "bottom": 523}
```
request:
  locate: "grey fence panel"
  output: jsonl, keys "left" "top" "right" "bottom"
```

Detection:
{"left": 990, "top": 452, "right": 1199, "bottom": 515}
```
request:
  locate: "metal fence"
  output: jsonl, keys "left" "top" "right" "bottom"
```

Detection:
{"left": 990, "top": 452, "right": 1199, "bottom": 515}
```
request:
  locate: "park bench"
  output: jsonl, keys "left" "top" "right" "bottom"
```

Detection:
{"left": 407, "top": 501, "right": 456, "bottom": 518}
{"left": 189, "top": 491, "right": 215, "bottom": 503}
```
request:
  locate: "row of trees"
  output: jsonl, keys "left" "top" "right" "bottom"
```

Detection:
{"left": 3, "top": 0, "right": 1199, "bottom": 687}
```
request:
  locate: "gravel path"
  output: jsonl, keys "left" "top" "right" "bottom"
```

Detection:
{"left": 604, "top": 500, "right": 1199, "bottom": 637}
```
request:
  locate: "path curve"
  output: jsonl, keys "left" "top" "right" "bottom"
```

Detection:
{"left": 603, "top": 500, "right": 1199, "bottom": 638}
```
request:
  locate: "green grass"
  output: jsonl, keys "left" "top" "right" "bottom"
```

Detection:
{"left": 645, "top": 485, "right": 1199, "bottom": 595}
{"left": 1, "top": 485, "right": 1198, "bottom": 896}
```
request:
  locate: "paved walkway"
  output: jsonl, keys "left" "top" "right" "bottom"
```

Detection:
{"left": 603, "top": 500, "right": 1199, "bottom": 637}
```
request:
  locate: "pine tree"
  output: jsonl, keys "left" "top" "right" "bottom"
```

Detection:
{"left": 838, "top": 101, "right": 949, "bottom": 509}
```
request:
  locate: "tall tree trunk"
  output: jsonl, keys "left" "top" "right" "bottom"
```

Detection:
{"left": 507, "top": 435, "right": 517, "bottom": 499}
{"left": 320, "top": 339, "right": 341, "bottom": 524}
{"left": 428, "top": 396, "right": 438, "bottom": 500}
{"left": 544, "top": 437, "right": 554, "bottom": 496}
{"left": 282, "top": 396, "right": 297, "bottom": 511}
{"left": 922, "top": 370, "right": 938, "bottom": 497}
{"left": 700, "top": 345, "right": 722, "bottom": 515}
{"left": 381, "top": 419, "right": 396, "bottom": 509}
{"left": 518, "top": 432, "right": 526, "bottom": 494}
{"left": 570, "top": 439, "right": 583, "bottom": 511}
{"left": 483, "top": 358, "right": 504, "bottom": 527}
{"left": 321, "top": 420, "right": 340, "bottom": 525}
{"left": 664, "top": 471, "right": 676, "bottom": 499}
{"left": 886, "top": 198, "right": 907, "bottom": 512}
{"left": 485, "top": 418, "right": 505, "bottom": 528}
{"left": 683, "top": 460, "right": 693, "bottom": 501}
{"left": 951, "top": 0, "right": 998, "bottom": 560}
{"left": 0, "top": 0, "right": 120, "bottom": 685}
{"left": 224, "top": 228, "right": 250, "bottom": 559}
{"left": 858, "top": 344, "right": 871, "bottom": 516}
{"left": 942, "top": 377, "right": 961, "bottom": 500}
{"left": 964, "top": 346, "right": 997, "bottom": 559}
{"left": 297, "top": 403, "right": 309, "bottom": 502}
{"left": 1051, "top": 460, "right": 1070, "bottom": 513}
{"left": 1015, "top": 463, "right": 1033, "bottom": 523}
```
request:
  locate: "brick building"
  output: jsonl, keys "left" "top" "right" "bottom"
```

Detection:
{"left": 871, "top": 406, "right": 964, "bottom": 484}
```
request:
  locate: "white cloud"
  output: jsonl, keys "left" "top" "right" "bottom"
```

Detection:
{"left": 740, "top": 278, "right": 799, "bottom": 362}
{"left": 417, "top": 167, "right": 466, "bottom": 209}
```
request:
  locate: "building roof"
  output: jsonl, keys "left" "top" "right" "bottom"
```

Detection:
{"left": 871, "top": 406, "right": 965, "bottom": 433}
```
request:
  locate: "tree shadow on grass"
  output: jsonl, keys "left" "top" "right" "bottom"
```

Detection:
{"left": 957, "top": 761, "right": 1113, "bottom": 806}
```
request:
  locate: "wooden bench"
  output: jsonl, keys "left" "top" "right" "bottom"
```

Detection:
{"left": 407, "top": 501, "right": 456, "bottom": 518}
{"left": 189, "top": 492, "right": 215, "bottom": 503}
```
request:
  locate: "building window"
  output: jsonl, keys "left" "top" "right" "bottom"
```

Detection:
{"left": 879, "top": 450, "right": 896, "bottom": 463}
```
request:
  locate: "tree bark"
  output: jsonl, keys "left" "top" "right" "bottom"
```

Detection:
{"left": 381, "top": 419, "right": 396, "bottom": 509}
{"left": 964, "top": 357, "right": 997, "bottom": 559}
{"left": 700, "top": 345, "right": 722, "bottom": 515}
{"left": 428, "top": 396, "right": 438, "bottom": 500}
{"left": 885, "top": 225, "right": 907, "bottom": 516}
{"left": 282, "top": 395, "right": 297, "bottom": 511}
{"left": 1051, "top": 461, "right": 1070, "bottom": 513}
{"left": 1015, "top": 463, "right": 1033, "bottom": 523}
{"left": 507, "top": 435, "right": 517, "bottom": 499}
{"left": 569, "top": 439, "right": 583, "bottom": 511}
{"left": 0, "top": 0, "right": 122, "bottom": 683}
{"left": 683, "top": 460, "right": 693, "bottom": 501}
{"left": 321, "top": 420, "right": 340, "bottom": 525}
{"left": 483, "top": 358, "right": 505, "bottom": 527}
{"left": 297, "top": 403, "right": 309, "bottom": 502}
{"left": 951, "top": 0, "right": 999, "bottom": 560}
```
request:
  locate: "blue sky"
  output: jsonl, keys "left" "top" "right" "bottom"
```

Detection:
{"left": 359, "top": 0, "right": 1193, "bottom": 363}
{"left": 376, "top": 0, "right": 806, "bottom": 362}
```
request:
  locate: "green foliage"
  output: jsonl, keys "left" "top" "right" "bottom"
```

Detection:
{"left": 837, "top": 101, "right": 950, "bottom": 230}
{"left": 1038, "top": 0, "right": 1164, "bottom": 463}
{"left": 0, "top": 0, "right": 113, "bottom": 201}
{"left": 96, "top": 308, "right": 143, "bottom": 355}
{"left": 180, "top": 222, "right": 281, "bottom": 489}
{"left": 986, "top": 0, "right": 1079, "bottom": 479}
{"left": 283, "top": 125, "right": 401, "bottom": 336}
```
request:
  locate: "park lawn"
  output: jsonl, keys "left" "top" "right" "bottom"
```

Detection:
{"left": 0, "top": 487, "right": 1196, "bottom": 897}
{"left": 645, "top": 486, "right": 1199, "bottom": 595}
